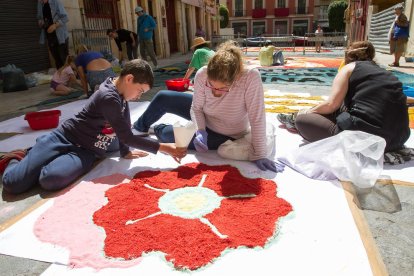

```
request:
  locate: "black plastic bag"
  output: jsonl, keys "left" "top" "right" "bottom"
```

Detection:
{"left": 1, "top": 64, "right": 28, "bottom": 93}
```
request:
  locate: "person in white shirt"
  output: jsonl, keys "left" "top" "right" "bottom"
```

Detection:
{"left": 315, "top": 25, "right": 323, "bottom": 53}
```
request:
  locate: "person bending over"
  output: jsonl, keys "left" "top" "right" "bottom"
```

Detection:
{"left": 75, "top": 44, "right": 116, "bottom": 97}
{"left": 183, "top": 37, "right": 215, "bottom": 80}
{"left": 294, "top": 41, "right": 410, "bottom": 152}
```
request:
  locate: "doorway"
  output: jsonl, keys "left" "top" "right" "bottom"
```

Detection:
{"left": 165, "top": 0, "right": 178, "bottom": 53}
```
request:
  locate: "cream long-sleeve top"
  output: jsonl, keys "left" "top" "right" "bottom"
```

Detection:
{"left": 190, "top": 66, "right": 267, "bottom": 160}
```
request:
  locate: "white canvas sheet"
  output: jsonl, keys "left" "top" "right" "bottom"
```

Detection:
{"left": 0, "top": 152, "right": 372, "bottom": 276}
{"left": 0, "top": 99, "right": 412, "bottom": 275}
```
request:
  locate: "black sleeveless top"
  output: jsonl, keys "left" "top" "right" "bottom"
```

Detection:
{"left": 344, "top": 61, "right": 409, "bottom": 151}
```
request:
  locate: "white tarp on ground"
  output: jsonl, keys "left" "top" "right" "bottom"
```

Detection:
{"left": 0, "top": 99, "right": 413, "bottom": 275}
{"left": 0, "top": 153, "right": 372, "bottom": 276}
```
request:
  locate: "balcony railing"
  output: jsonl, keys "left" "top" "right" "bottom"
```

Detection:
{"left": 233, "top": 9, "right": 247, "bottom": 17}
{"left": 252, "top": 8, "right": 266, "bottom": 18}
{"left": 274, "top": 8, "right": 289, "bottom": 17}
{"left": 296, "top": 6, "right": 308, "bottom": 14}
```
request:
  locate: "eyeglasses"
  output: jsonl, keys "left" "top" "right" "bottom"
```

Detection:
{"left": 205, "top": 80, "right": 233, "bottom": 93}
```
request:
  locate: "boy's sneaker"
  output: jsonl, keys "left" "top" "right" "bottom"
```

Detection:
{"left": 132, "top": 128, "right": 149, "bottom": 137}
{"left": 0, "top": 149, "right": 27, "bottom": 174}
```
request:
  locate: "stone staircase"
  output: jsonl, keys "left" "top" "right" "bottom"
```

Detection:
{"left": 368, "top": 3, "right": 403, "bottom": 53}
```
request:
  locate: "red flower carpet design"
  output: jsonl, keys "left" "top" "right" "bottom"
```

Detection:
{"left": 93, "top": 163, "right": 292, "bottom": 270}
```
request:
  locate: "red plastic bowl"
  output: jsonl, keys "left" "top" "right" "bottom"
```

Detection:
{"left": 24, "top": 110, "right": 61, "bottom": 130}
{"left": 165, "top": 78, "right": 190, "bottom": 92}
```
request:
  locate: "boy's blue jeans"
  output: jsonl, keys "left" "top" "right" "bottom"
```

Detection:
{"left": 133, "top": 90, "right": 233, "bottom": 150}
{"left": 2, "top": 130, "right": 98, "bottom": 194}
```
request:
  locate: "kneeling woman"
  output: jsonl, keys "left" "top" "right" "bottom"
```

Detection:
{"left": 75, "top": 44, "right": 116, "bottom": 97}
{"left": 133, "top": 41, "right": 279, "bottom": 172}
{"left": 295, "top": 41, "right": 410, "bottom": 152}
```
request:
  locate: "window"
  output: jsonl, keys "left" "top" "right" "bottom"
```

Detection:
{"left": 293, "top": 20, "right": 308, "bottom": 36}
{"left": 274, "top": 21, "right": 288, "bottom": 35}
{"left": 297, "top": 0, "right": 306, "bottom": 14}
{"left": 235, "top": 0, "right": 244, "bottom": 16}
{"left": 84, "top": 0, "right": 114, "bottom": 17}
{"left": 319, "top": 5, "right": 329, "bottom": 20}
{"left": 232, "top": 22, "right": 248, "bottom": 37}
{"left": 252, "top": 21, "right": 266, "bottom": 36}
{"left": 277, "top": 0, "right": 286, "bottom": 8}
{"left": 255, "top": 0, "right": 264, "bottom": 9}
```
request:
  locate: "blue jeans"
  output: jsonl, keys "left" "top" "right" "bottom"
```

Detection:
{"left": 2, "top": 130, "right": 98, "bottom": 194}
{"left": 87, "top": 67, "right": 116, "bottom": 96}
{"left": 133, "top": 90, "right": 233, "bottom": 150}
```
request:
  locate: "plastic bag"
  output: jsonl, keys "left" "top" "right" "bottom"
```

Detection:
{"left": 1, "top": 64, "right": 28, "bottom": 92}
{"left": 31, "top": 72, "right": 52, "bottom": 85}
{"left": 173, "top": 121, "right": 196, "bottom": 148}
{"left": 278, "top": 130, "right": 386, "bottom": 188}
{"left": 217, "top": 122, "right": 276, "bottom": 161}
{"left": 25, "top": 74, "right": 38, "bottom": 88}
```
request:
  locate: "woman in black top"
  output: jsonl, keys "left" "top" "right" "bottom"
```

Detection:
{"left": 294, "top": 41, "right": 409, "bottom": 152}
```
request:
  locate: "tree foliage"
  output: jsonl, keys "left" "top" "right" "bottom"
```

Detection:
{"left": 328, "top": 0, "right": 348, "bottom": 32}
{"left": 219, "top": 5, "right": 229, "bottom": 28}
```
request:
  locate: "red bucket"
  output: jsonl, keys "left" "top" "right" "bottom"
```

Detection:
{"left": 165, "top": 78, "right": 190, "bottom": 92}
{"left": 24, "top": 110, "right": 61, "bottom": 130}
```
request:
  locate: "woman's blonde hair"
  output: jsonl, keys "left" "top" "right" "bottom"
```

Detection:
{"left": 345, "top": 41, "right": 375, "bottom": 64}
{"left": 207, "top": 40, "right": 243, "bottom": 85}
{"left": 76, "top": 44, "right": 89, "bottom": 55}
{"left": 57, "top": 55, "right": 76, "bottom": 74}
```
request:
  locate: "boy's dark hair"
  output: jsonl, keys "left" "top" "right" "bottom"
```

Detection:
{"left": 106, "top": 29, "right": 115, "bottom": 35}
{"left": 120, "top": 59, "right": 154, "bottom": 88}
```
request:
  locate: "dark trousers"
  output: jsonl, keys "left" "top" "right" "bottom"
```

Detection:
{"left": 295, "top": 111, "right": 341, "bottom": 142}
{"left": 133, "top": 90, "right": 233, "bottom": 150}
{"left": 47, "top": 35, "right": 69, "bottom": 69}
{"left": 126, "top": 43, "right": 139, "bottom": 60}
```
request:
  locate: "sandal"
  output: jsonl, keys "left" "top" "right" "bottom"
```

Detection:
{"left": 388, "top": 62, "right": 399, "bottom": 67}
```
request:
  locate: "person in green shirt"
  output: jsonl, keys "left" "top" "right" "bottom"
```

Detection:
{"left": 183, "top": 37, "right": 215, "bottom": 79}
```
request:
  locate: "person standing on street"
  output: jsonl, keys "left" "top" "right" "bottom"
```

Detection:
{"left": 37, "top": 0, "right": 69, "bottom": 69}
{"left": 135, "top": 6, "right": 158, "bottom": 68}
{"left": 388, "top": 4, "right": 409, "bottom": 67}
{"left": 315, "top": 25, "right": 323, "bottom": 53}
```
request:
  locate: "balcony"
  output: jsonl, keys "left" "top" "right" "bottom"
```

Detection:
{"left": 296, "top": 6, "right": 308, "bottom": 14}
{"left": 274, "top": 8, "right": 289, "bottom": 17}
{"left": 252, "top": 8, "right": 266, "bottom": 18}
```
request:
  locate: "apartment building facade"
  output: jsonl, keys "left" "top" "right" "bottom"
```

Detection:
{"left": 226, "top": 0, "right": 315, "bottom": 37}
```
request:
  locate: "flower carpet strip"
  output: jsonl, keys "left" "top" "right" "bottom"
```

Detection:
{"left": 245, "top": 56, "right": 343, "bottom": 69}
{"left": 93, "top": 162, "right": 292, "bottom": 270}
{"left": 264, "top": 93, "right": 325, "bottom": 114}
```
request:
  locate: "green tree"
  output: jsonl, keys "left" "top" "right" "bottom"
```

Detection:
{"left": 328, "top": 0, "right": 348, "bottom": 32}
{"left": 219, "top": 5, "right": 229, "bottom": 28}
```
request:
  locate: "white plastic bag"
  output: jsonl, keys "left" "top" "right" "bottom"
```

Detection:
{"left": 217, "top": 122, "right": 276, "bottom": 161}
{"left": 278, "top": 131, "right": 386, "bottom": 188}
